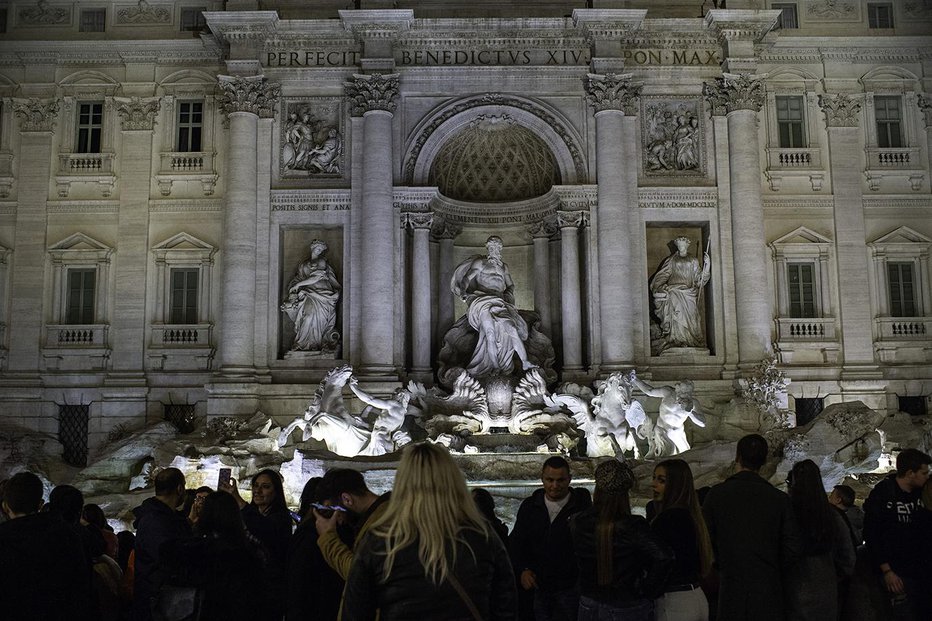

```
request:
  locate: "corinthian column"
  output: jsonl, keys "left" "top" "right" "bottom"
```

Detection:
{"left": 558, "top": 210, "right": 588, "bottom": 375}
{"left": 585, "top": 73, "right": 642, "bottom": 370}
{"left": 919, "top": 96, "right": 932, "bottom": 186}
{"left": 7, "top": 99, "right": 59, "bottom": 375}
{"left": 404, "top": 212, "right": 433, "bottom": 378}
{"left": 819, "top": 94, "right": 876, "bottom": 373}
{"left": 110, "top": 98, "right": 160, "bottom": 376}
{"left": 345, "top": 73, "right": 400, "bottom": 377}
{"left": 432, "top": 218, "right": 461, "bottom": 346}
{"left": 704, "top": 74, "right": 771, "bottom": 365}
{"left": 527, "top": 219, "right": 556, "bottom": 336}
{"left": 216, "top": 75, "right": 279, "bottom": 376}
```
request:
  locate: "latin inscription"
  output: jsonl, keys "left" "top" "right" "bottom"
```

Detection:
{"left": 264, "top": 48, "right": 719, "bottom": 68}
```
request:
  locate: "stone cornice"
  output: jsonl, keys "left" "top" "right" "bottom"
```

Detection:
{"left": 48, "top": 201, "right": 121, "bottom": 215}
{"left": 149, "top": 199, "right": 223, "bottom": 213}
{"left": 819, "top": 93, "right": 861, "bottom": 128}
{"left": 392, "top": 187, "right": 438, "bottom": 211}
{"left": 585, "top": 73, "right": 642, "bottom": 115}
{"left": 202, "top": 11, "right": 279, "bottom": 44}
{"left": 862, "top": 197, "right": 932, "bottom": 212}
{"left": 2, "top": 41, "right": 222, "bottom": 67}
{"left": 552, "top": 185, "right": 599, "bottom": 211}
{"left": 704, "top": 9, "right": 781, "bottom": 44}
{"left": 571, "top": 8, "right": 646, "bottom": 43}
{"left": 339, "top": 9, "right": 414, "bottom": 40}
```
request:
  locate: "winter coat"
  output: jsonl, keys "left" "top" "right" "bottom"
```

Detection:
{"left": 131, "top": 497, "right": 192, "bottom": 620}
{"left": 785, "top": 510, "right": 856, "bottom": 621}
{"left": 286, "top": 519, "right": 353, "bottom": 621}
{"left": 341, "top": 526, "right": 517, "bottom": 621}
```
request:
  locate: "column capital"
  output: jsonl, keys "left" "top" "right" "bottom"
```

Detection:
{"left": 13, "top": 97, "right": 60, "bottom": 132}
{"left": 585, "top": 73, "right": 642, "bottom": 115}
{"left": 431, "top": 218, "right": 462, "bottom": 241}
{"left": 217, "top": 75, "right": 280, "bottom": 117}
{"left": 116, "top": 97, "right": 160, "bottom": 131}
{"left": 345, "top": 73, "right": 400, "bottom": 116}
{"left": 917, "top": 94, "right": 932, "bottom": 128}
{"left": 819, "top": 93, "right": 861, "bottom": 128}
{"left": 556, "top": 210, "right": 589, "bottom": 229}
{"left": 704, "top": 73, "right": 764, "bottom": 114}
{"left": 527, "top": 218, "right": 558, "bottom": 239}
{"left": 402, "top": 211, "right": 434, "bottom": 230}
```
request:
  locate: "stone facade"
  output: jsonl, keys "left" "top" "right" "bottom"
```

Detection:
{"left": 0, "top": 1, "right": 930, "bottom": 456}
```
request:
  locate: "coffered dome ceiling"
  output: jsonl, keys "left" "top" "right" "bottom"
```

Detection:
{"left": 428, "top": 115, "right": 560, "bottom": 203}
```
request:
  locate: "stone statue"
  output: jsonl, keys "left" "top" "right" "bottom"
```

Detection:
{"left": 277, "top": 365, "right": 412, "bottom": 457}
{"left": 631, "top": 373, "right": 706, "bottom": 457}
{"left": 281, "top": 239, "right": 341, "bottom": 353}
{"left": 349, "top": 377, "right": 412, "bottom": 456}
{"left": 450, "top": 235, "right": 535, "bottom": 377}
{"left": 305, "top": 128, "right": 343, "bottom": 174}
{"left": 649, "top": 236, "right": 711, "bottom": 354}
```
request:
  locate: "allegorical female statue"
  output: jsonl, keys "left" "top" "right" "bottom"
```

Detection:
{"left": 649, "top": 236, "right": 711, "bottom": 354}
{"left": 281, "top": 239, "right": 341, "bottom": 353}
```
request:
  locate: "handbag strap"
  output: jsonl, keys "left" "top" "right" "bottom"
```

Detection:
{"left": 446, "top": 571, "right": 483, "bottom": 621}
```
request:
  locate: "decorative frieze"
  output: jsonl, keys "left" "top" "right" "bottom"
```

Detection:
{"left": 217, "top": 75, "right": 280, "bottom": 117}
{"left": 806, "top": 0, "right": 860, "bottom": 22}
{"left": 116, "top": 97, "right": 161, "bottom": 131}
{"left": 818, "top": 93, "right": 861, "bottom": 128}
{"left": 18, "top": 1, "right": 71, "bottom": 26}
{"left": 116, "top": 1, "right": 172, "bottom": 25}
{"left": 344, "top": 74, "right": 400, "bottom": 116}
{"left": 703, "top": 73, "right": 764, "bottom": 114}
{"left": 584, "top": 73, "right": 642, "bottom": 115}
{"left": 13, "top": 98, "right": 60, "bottom": 132}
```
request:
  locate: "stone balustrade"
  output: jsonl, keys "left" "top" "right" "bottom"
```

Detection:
{"left": 45, "top": 324, "right": 108, "bottom": 346}
{"left": 875, "top": 317, "right": 930, "bottom": 339}
{"left": 775, "top": 317, "right": 837, "bottom": 341}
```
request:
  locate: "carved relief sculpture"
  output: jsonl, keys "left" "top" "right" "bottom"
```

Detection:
{"left": 281, "top": 239, "right": 341, "bottom": 355}
{"left": 819, "top": 93, "right": 861, "bottom": 128}
{"left": 649, "top": 236, "right": 711, "bottom": 354}
{"left": 643, "top": 99, "right": 702, "bottom": 175}
{"left": 18, "top": 0, "right": 70, "bottom": 26}
{"left": 116, "top": 0, "right": 171, "bottom": 24}
{"left": 116, "top": 97, "right": 160, "bottom": 131}
{"left": 806, "top": 0, "right": 860, "bottom": 21}
{"left": 13, "top": 98, "right": 61, "bottom": 132}
{"left": 281, "top": 101, "right": 343, "bottom": 177}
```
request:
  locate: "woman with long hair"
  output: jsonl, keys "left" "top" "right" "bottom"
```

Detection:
{"left": 570, "top": 459, "right": 673, "bottom": 621}
{"left": 650, "top": 459, "right": 714, "bottom": 621}
{"left": 785, "top": 460, "right": 855, "bottom": 621}
{"left": 341, "top": 442, "right": 517, "bottom": 621}
{"left": 158, "top": 492, "right": 275, "bottom": 621}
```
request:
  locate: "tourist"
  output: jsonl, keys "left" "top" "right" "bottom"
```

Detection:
{"left": 510, "top": 455, "right": 592, "bottom": 621}
{"left": 650, "top": 459, "right": 713, "bottom": 621}
{"left": 828, "top": 484, "right": 864, "bottom": 545}
{"left": 702, "top": 434, "right": 801, "bottom": 621}
{"left": 0, "top": 471, "right": 93, "bottom": 621}
{"left": 313, "top": 467, "right": 391, "bottom": 581}
{"left": 785, "top": 460, "right": 856, "bottom": 621}
{"left": 221, "top": 468, "right": 292, "bottom": 618}
{"left": 863, "top": 448, "right": 931, "bottom": 619}
{"left": 341, "top": 442, "right": 517, "bottom": 620}
{"left": 570, "top": 459, "right": 673, "bottom": 621}
{"left": 83, "top": 503, "right": 119, "bottom": 560}
{"left": 187, "top": 485, "right": 213, "bottom": 526}
{"left": 286, "top": 477, "right": 351, "bottom": 621}
{"left": 132, "top": 467, "right": 191, "bottom": 621}
{"left": 156, "top": 491, "right": 275, "bottom": 621}
{"left": 472, "top": 487, "right": 509, "bottom": 543}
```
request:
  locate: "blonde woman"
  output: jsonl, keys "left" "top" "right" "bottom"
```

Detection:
{"left": 650, "top": 459, "right": 714, "bottom": 621}
{"left": 341, "top": 443, "right": 517, "bottom": 621}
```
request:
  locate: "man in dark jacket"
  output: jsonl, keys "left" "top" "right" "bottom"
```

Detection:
{"left": 132, "top": 467, "right": 191, "bottom": 621}
{"left": 702, "top": 434, "right": 801, "bottom": 621}
{"left": 510, "top": 456, "right": 592, "bottom": 621}
{"left": 0, "top": 471, "right": 93, "bottom": 621}
{"left": 863, "top": 447, "right": 931, "bottom": 619}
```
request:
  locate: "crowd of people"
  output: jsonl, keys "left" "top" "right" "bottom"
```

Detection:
{"left": 0, "top": 435, "right": 929, "bottom": 621}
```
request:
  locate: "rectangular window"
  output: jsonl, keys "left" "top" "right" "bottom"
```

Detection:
{"left": 868, "top": 3, "right": 894, "bottom": 29}
{"left": 776, "top": 95, "right": 806, "bottom": 148}
{"left": 897, "top": 396, "right": 927, "bottom": 417}
{"left": 170, "top": 268, "right": 199, "bottom": 324}
{"left": 76, "top": 102, "right": 103, "bottom": 154}
{"left": 79, "top": 8, "right": 106, "bottom": 32}
{"left": 66, "top": 268, "right": 96, "bottom": 324}
{"left": 875, "top": 96, "right": 903, "bottom": 148}
{"left": 176, "top": 101, "right": 203, "bottom": 152}
{"left": 180, "top": 7, "right": 206, "bottom": 32}
{"left": 888, "top": 262, "right": 916, "bottom": 317}
{"left": 795, "top": 397, "right": 824, "bottom": 427}
{"left": 787, "top": 263, "right": 817, "bottom": 318}
{"left": 0, "top": 8, "right": 8, "bottom": 33}
{"left": 773, "top": 3, "right": 798, "bottom": 29}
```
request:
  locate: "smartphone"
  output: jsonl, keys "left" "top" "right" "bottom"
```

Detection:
{"left": 289, "top": 510, "right": 302, "bottom": 523}
{"left": 218, "top": 467, "right": 232, "bottom": 488}
{"left": 310, "top": 502, "right": 347, "bottom": 517}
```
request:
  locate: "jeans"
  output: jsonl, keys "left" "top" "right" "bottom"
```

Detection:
{"left": 577, "top": 596, "right": 653, "bottom": 621}
{"left": 654, "top": 587, "right": 708, "bottom": 621}
{"left": 533, "top": 587, "right": 580, "bottom": 621}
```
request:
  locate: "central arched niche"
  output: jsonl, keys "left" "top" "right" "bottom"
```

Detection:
{"left": 427, "top": 115, "right": 560, "bottom": 202}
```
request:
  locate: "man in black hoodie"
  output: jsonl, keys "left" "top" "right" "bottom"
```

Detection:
{"left": 132, "top": 467, "right": 191, "bottom": 621}
{"left": 510, "top": 456, "right": 592, "bottom": 621}
{"left": 0, "top": 471, "right": 92, "bottom": 621}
